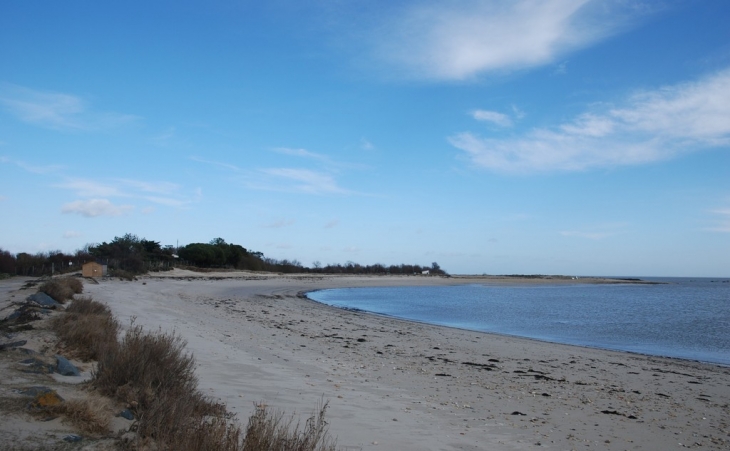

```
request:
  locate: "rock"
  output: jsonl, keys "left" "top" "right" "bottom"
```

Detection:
{"left": 18, "top": 386, "right": 53, "bottom": 397}
{"left": 26, "top": 292, "right": 61, "bottom": 308}
{"left": 118, "top": 409, "right": 135, "bottom": 420}
{"left": 0, "top": 340, "right": 27, "bottom": 351}
{"left": 55, "top": 355, "right": 81, "bottom": 376}
{"left": 33, "top": 390, "right": 64, "bottom": 407}
{"left": 63, "top": 434, "right": 82, "bottom": 443}
{"left": 19, "top": 358, "right": 55, "bottom": 374}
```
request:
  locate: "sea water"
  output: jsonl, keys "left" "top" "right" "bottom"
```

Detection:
{"left": 307, "top": 278, "right": 730, "bottom": 366}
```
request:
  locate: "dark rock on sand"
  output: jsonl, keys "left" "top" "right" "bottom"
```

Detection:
{"left": 26, "top": 292, "right": 61, "bottom": 308}
{"left": 55, "top": 355, "right": 80, "bottom": 376}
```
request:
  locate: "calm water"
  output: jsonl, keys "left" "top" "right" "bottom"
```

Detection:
{"left": 307, "top": 278, "right": 730, "bottom": 366}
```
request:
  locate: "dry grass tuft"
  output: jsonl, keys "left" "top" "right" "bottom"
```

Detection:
{"left": 39, "top": 277, "right": 83, "bottom": 304}
{"left": 242, "top": 402, "right": 336, "bottom": 451}
{"left": 65, "top": 296, "right": 112, "bottom": 316}
{"left": 93, "top": 323, "right": 199, "bottom": 412}
{"left": 64, "top": 277, "right": 84, "bottom": 294}
{"left": 52, "top": 297, "right": 119, "bottom": 361}
{"left": 136, "top": 393, "right": 242, "bottom": 451}
{"left": 50, "top": 299, "right": 337, "bottom": 450}
{"left": 49, "top": 397, "right": 112, "bottom": 435}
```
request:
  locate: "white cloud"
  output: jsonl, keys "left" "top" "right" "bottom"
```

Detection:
{"left": 451, "top": 68, "right": 730, "bottom": 173}
{"left": 258, "top": 168, "right": 349, "bottom": 194}
{"left": 271, "top": 147, "right": 329, "bottom": 162}
{"left": 63, "top": 231, "right": 82, "bottom": 239}
{"left": 472, "top": 109, "right": 513, "bottom": 127}
{"left": 0, "top": 83, "right": 139, "bottom": 131}
{"left": 61, "top": 199, "right": 134, "bottom": 217}
{"left": 371, "top": 0, "right": 639, "bottom": 80}
{"left": 56, "top": 178, "right": 192, "bottom": 207}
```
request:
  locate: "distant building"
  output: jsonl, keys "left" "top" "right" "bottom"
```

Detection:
{"left": 422, "top": 270, "right": 430, "bottom": 275}
{"left": 82, "top": 261, "right": 107, "bottom": 278}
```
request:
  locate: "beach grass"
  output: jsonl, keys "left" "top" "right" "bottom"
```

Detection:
{"left": 50, "top": 294, "right": 338, "bottom": 450}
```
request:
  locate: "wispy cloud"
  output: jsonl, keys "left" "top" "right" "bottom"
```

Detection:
{"left": 370, "top": 0, "right": 642, "bottom": 80}
{"left": 258, "top": 168, "right": 349, "bottom": 194}
{"left": 271, "top": 147, "right": 330, "bottom": 162}
{"left": 193, "top": 152, "right": 356, "bottom": 195}
{"left": 61, "top": 199, "right": 134, "bottom": 218}
{"left": 189, "top": 156, "right": 242, "bottom": 172}
{"left": 56, "top": 178, "right": 194, "bottom": 208}
{"left": 360, "top": 138, "right": 374, "bottom": 151}
{"left": 2, "top": 156, "right": 64, "bottom": 174}
{"left": 263, "top": 219, "right": 296, "bottom": 229}
{"left": 706, "top": 208, "right": 730, "bottom": 233}
{"left": 472, "top": 109, "right": 513, "bottom": 127}
{"left": 56, "top": 179, "right": 124, "bottom": 198}
{"left": 451, "top": 68, "right": 730, "bottom": 173}
{"left": 0, "top": 83, "right": 139, "bottom": 131}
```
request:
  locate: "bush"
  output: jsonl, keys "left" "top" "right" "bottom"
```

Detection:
{"left": 39, "top": 278, "right": 80, "bottom": 303}
{"left": 92, "top": 324, "right": 199, "bottom": 411}
{"left": 52, "top": 297, "right": 119, "bottom": 361}
{"left": 243, "top": 402, "right": 337, "bottom": 451}
{"left": 65, "top": 277, "right": 84, "bottom": 294}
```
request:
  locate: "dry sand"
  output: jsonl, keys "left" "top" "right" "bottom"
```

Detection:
{"left": 2, "top": 270, "right": 729, "bottom": 450}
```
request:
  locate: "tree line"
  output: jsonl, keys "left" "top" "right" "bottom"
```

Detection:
{"left": 0, "top": 234, "right": 447, "bottom": 277}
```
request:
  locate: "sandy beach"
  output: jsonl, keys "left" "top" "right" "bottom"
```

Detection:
{"left": 2, "top": 270, "right": 729, "bottom": 450}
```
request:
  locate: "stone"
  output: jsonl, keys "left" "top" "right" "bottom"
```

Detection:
{"left": 0, "top": 340, "right": 27, "bottom": 351}
{"left": 63, "top": 434, "right": 82, "bottom": 443}
{"left": 118, "top": 409, "right": 135, "bottom": 420}
{"left": 33, "top": 390, "right": 64, "bottom": 407}
{"left": 18, "top": 386, "right": 53, "bottom": 397}
{"left": 26, "top": 292, "right": 61, "bottom": 308}
{"left": 55, "top": 355, "right": 81, "bottom": 376}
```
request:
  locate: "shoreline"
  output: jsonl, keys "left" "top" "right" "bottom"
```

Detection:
{"left": 4, "top": 270, "right": 728, "bottom": 450}
{"left": 299, "top": 289, "right": 729, "bottom": 369}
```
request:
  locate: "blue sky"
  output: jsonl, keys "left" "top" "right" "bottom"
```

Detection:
{"left": 1, "top": 0, "right": 729, "bottom": 276}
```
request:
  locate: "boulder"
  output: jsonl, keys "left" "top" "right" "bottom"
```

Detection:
{"left": 26, "top": 292, "right": 61, "bottom": 308}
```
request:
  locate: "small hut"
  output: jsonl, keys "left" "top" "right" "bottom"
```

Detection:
{"left": 82, "top": 261, "right": 107, "bottom": 278}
